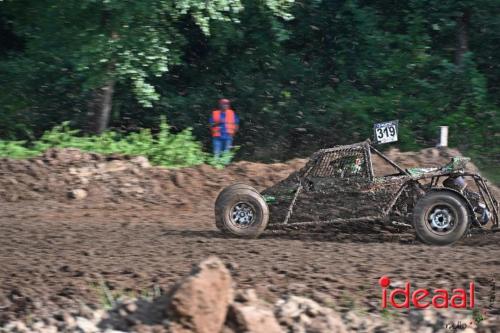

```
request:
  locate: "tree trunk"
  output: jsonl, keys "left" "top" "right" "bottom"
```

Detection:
{"left": 87, "top": 80, "right": 115, "bottom": 134}
{"left": 87, "top": 8, "right": 116, "bottom": 135}
{"left": 455, "top": 10, "right": 471, "bottom": 67}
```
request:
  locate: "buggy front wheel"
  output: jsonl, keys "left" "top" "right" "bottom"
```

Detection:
{"left": 214, "top": 185, "right": 269, "bottom": 238}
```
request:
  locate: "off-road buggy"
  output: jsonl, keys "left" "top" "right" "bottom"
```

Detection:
{"left": 214, "top": 140, "right": 498, "bottom": 245}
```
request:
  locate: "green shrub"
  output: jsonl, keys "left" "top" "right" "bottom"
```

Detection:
{"left": 0, "top": 117, "right": 217, "bottom": 168}
{"left": 0, "top": 140, "right": 39, "bottom": 159}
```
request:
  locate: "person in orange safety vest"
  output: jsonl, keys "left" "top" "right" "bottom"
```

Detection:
{"left": 209, "top": 98, "right": 239, "bottom": 158}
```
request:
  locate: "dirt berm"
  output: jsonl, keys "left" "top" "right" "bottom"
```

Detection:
{"left": 0, "top": 148, "right": 305, "bottom": 207}
{"left": 0, "top": 146, "right": 497, "bottom": 208}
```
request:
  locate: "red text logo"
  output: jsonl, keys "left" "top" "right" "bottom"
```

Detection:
{"left": 379, "top": 276, "right": 475, "bottom": 309}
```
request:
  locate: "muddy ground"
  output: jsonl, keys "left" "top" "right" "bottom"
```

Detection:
{"left": 0, "top": 147, "right": 499, "bottom": 327}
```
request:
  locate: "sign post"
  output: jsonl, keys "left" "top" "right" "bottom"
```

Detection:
{"left": 438, "top": 126, "right": 448, "bottom": 147}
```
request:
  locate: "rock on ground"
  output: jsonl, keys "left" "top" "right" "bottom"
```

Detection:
{"left": 275, "top": 295, "right": 347, "bottom": 333}
{"left": 166, "top": 256, "right": 234, "bottom": 333}
{"left": 226, "top": 289, "right": 283, "bottom": 333}
{"left": 68, "top": 188, "right": 88, "bottom": 200}
{"left": 227, "top": 303, "right": 284, "bottom": 333}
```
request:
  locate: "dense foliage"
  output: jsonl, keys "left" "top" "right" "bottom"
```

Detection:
{"left": 0, "top": 0, "right": 498, "bottom": 170}
{"left": 0, "top": 118, "right": 213, "bottom": 168}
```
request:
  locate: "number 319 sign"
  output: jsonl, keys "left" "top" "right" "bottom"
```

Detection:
{"left": 374, "top": 120, "right": 398, "bottom": 144}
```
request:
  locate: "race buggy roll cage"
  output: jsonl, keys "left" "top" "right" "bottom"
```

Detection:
{"left": 268, "top": 140, "right": 499, "bottom": 231}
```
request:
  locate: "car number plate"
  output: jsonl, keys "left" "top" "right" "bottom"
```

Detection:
{"left": 373, "top": 120, "right": 398, "bottom": 144}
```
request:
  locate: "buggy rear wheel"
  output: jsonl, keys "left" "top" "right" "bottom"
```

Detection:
{"left": 215, "top": 185, "right": 269, "bottom": 238}
{"left": 413, "top": 191, "right": 470, "bottom": 246}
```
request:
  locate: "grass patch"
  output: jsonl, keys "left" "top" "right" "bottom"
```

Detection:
{"left": 89, "top": 279, "right": 162, "bottom": 310}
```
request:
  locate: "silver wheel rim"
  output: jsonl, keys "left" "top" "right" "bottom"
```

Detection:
{"left": 426, "top": 204, "right": 457, "bottom": 235}
{"left": 230, "top": 202, "right": 256, "bottom": 228}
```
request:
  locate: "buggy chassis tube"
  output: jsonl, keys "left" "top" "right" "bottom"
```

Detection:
{"left": 269, "top": 176, "right": 497, "bottom": 231}
{"left": 268, "top": 177, "right": 497, "bottom": 231}
{"left": 370, "top": 145, "right": 409, "bottom": 176}
{"left": 278, "top": 141, "right": 410, "bottom": 226}
{"left": 282, "top": 164, "right": 315, "bottom": 225}
{"left": 268, "top": 215, "right": 384, "bottom": 230}
{"left": 272, "top": 182, "right": 411, "bottom": 229}
{"left": 283, "top": 184, "right": 303, "bottom": 224}
{"left": 267, "top": 140, "right": 498, "bottom": 231}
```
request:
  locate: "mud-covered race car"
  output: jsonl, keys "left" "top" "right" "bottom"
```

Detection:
{"left": 214, "top": 140, "right": 498, "bottom": 245}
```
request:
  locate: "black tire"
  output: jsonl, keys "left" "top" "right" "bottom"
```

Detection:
{"left": 413, "top": 191, "right": 470, "bottom": 246}
{"left": 215, "top": 183, "right": 260, "bottom": 231}
{"left": 215, "top": 186, "right": 269, "bottom": 238}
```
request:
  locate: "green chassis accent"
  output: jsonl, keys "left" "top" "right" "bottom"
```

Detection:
{"left": 263, "top": 195, "right": 276, "bottom": 204}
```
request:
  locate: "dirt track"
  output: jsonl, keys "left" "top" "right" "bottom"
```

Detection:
{"left": 0, "top": 148, "right": 499, "bottom": 326}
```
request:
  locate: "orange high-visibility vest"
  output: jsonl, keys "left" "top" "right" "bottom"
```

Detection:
{"left": 211, "top": 109, "right": 237, "bottom": 137}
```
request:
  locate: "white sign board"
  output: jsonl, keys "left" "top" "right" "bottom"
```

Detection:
{"left": 374, "top": 120, "right": 398, "bottom": 144}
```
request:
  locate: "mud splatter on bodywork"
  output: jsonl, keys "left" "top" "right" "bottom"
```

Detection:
{"left": 261, "top": 140, "right": 498, "bottom": 231}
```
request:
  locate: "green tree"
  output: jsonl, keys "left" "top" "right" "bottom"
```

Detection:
{"left": 1, "top": 0, "right": 294, "bottom": 133}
